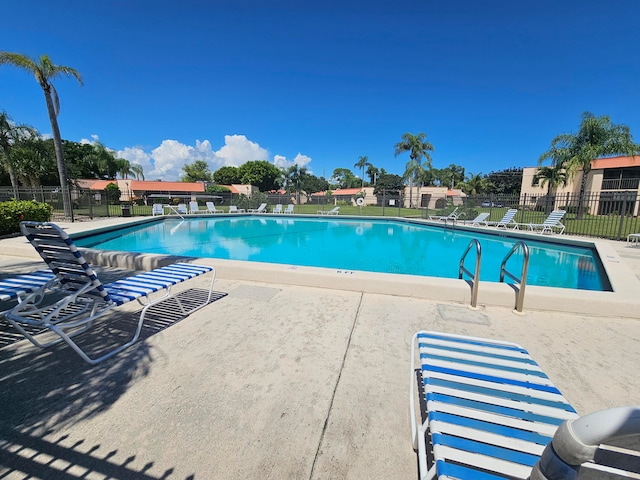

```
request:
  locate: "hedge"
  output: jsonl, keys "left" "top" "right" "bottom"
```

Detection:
{"left": 0, "top": 200, "right": 53, "bottom": 236}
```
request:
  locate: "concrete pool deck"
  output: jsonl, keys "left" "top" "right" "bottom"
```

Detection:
{"left": 1, "top": 217, "right": 639, "bottom": 479}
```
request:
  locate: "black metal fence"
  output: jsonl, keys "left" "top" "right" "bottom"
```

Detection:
{"left": 2, "top": 186, "right": 639, "bottom": 241}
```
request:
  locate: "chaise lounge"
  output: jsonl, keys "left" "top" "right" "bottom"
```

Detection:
{"left": 515, "top": 209, "right": 566, "bottom": 235}
{"left": 317, "top": 206, "right": 340, "bottom": 216}
{"left": 5, "top": 222, "right": 216, "bottom": 364}
{"left": 410, "top": 331, "right": 640, "bottom": 479}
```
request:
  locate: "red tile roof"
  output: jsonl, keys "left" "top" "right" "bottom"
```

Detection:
{"left": 131, "top": 180, "right": 205, "bottom": 192}
{"left": 591, "top": 155, "right": 639, "bottom": 170}
{"left": 312, "top": 188, "right": 364, "bottom": 196}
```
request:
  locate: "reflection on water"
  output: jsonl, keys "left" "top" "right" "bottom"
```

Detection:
{"left": 74, "top": 217, "right": 609, "bottom": 291}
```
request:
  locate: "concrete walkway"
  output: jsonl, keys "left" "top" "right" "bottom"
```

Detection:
{"left": 1, "top": 219, "right": 639, "bottom": 479}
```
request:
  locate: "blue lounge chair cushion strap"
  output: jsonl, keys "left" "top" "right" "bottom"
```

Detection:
{"left": 417, "top": 332, "right": 527, "bottom": 353}
{"left": 429, "top": 411, "right": 553, "bottom": 445}
{"left": 432, "top": 432, "right": 542, "bottom": 467}
{"left": 104, "top": 263, "right": 213, "bottom": 306}
{"left": 0, "top": 270, "right": 55, "bottom": 302}
{"left": 428, "top": 393, "right": 568, "bottom": 426}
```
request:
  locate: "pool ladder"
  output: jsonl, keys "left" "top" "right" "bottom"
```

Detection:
{"left": 459, "top": 239, "right": 482, "bottom": 309}
{"left": 459, "top": 239, "right": 530, "bottom": 313}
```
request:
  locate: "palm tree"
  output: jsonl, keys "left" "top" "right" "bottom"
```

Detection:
{"left": 394, "top": 132, "right": 434, "bottom": 207}
{"left": 366, "top": 164, "right": 379, "bottom": 185}
{"left": 0, "top": 111, "right": 36, "bottom": 198}
{"left": 131, "top": 163, "right": 145, "bottom": 180}
{"left": 532, "top": 166, "right": 568, "bottom": 214}
{"left": 539, "top": 112, "right": 640, "bottom": 218}
{"left": 462, "top": 172, "right": 490, "bottom": 195}
{"left": 0, "top": 52, "right": 83, "bottom": 219}
{"left": 353, "top": 155, "right": 370, "bottom": 189}
{"left": 115, "top": 158, "right": 134, "bottom": 179}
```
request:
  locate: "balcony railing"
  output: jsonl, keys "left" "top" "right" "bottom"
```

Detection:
{"left": 601, "top": 178, "right": 640, "bottom": 190}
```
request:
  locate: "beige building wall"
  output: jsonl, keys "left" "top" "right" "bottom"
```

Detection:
{"left": 520, "top": 167, "right": 583, "bottom": 210}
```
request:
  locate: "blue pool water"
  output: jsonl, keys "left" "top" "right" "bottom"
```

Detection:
{"left": 74, "top": 216, "right": 610, "bottom": 291}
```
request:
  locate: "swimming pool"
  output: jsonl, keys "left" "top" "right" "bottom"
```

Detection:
{"left": 74, "top": 216, "right": 610, "bottom": 291}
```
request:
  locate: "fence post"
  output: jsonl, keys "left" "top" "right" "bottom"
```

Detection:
{"left": 382, "top": 190, "right": 385, "bottom": 217}
{"left": 617, "top": 193, "right": 631, "bottom": 241}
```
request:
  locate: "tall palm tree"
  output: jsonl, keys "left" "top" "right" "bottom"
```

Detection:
{"left": 0, "top": 111, "right": 36, "bottom": 198}
{"left": 353, "top": 155, "right": 370, "bottom": 189}
{"left": 539, "top": 112, "right": 640, "bottom": 218}
{"left": 366, "top": 164, "right": 379, "bottom": 185}
{"left": 115, "top": 158, "right": 134, "bottom": 179}
{"left": 532, "top": 166, "right": 568, "bottom": 214}
{"left": 394, "top": 132, "right": 434, "bottom": 207}
{"left": 131, "top": 163, "right": 145, "bottom": 180}
{"left": 0, "top": 52, "right": 83, "bottom": 219}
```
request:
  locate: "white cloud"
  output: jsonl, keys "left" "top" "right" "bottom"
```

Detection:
{"left": 115, "top": 135, "right": 311, "bottom": 181}
{"left": 273, "top": 153, "right": 313, "bottom": 172}
{"left": 79, "top": 134, "right": 100, "bottom": 145}
{"left": 214, "top": 135, "right": 268, "bottom": 167}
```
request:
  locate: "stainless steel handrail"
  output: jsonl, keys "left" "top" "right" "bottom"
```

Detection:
{"left": 459, "top": 239, "right": 482, "bottom": 309}
{"left": 499, "top": 241, "right": 530, "bottom": 313}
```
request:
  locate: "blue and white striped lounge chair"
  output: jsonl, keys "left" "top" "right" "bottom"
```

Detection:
{"left": 486, "top": 208, "right": 518, "bottom": 229}
{"left": 4, "top": 222, "right": 216, "bottom": 364}
{"left": 464, "top": 212, "right": 490, "bottom": 227}
{"left": 410, "top": 331, "right": 579, "bottom": 480}
{"left": 515, "top": 210, "right": 566, "bottom": 235}
{"left": 1, "top": 269, "right": 55, "bottom": 316}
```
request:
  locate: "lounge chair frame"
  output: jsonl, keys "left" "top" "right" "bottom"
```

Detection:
{"left": 5, "top": 222, "right": 216, "bottom": 364}
{"left": 205, "top": 201, "right": 224, "bottom": 214}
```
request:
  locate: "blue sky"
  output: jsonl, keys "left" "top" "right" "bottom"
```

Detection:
{"left": 1, "top": 0, "right": 639, "bottom": 182}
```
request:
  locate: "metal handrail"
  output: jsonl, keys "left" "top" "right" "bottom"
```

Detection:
{"left": 459, "top": 239, "right": 482, "bottom": 309}
{"left": 499, "top": 241, "right": 530, "bottom": 313}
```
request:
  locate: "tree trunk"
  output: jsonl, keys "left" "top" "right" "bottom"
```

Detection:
{"left": 1, "top": 147, "right": 19, "bottom": 199}
{"left": 577, "top": 170, "right": 588, "bottom": 220}
{"left": 43, "top": 88, "right": 73, "bottom": 220}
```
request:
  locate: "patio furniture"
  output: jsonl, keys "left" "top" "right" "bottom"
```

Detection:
{"left": 189, "top": 201, "right": 207, "bottom": 214}
{"left": 317, "top": 206, "right": 340, "bottom": 216}
{"left": 272, "top": 204, "right": 283, "bottom": 214}
{"left": 410, "top": 331, "right": 579, "bottom": 480}
{"left": 464, "top": 212, "right": 490, "bottom": 226}
{"left": 205, "top": 201, "right": 224, "bottom": 214}
{"left": 429, "top": 207, "right": 462, "bottom": 222}
{"left": 248, "top": 203, "right": 267, "bottom": 213}
{"left": 152, "top": 203, "right": 164, "bottom": 216}
{"left": 4, "top": 222, "right": 216, "bottom": 364}
{"left": 283, "top": 204, "right": 294, "bottom": 214}
{"left": 627, "top": 233, "right": 640, "bottom": 246}
{"left": 229, "top": 205, "right": 245, "bottom": 213}
{"left": 516, "top": 210, "right": 566, "bottom": 235}
{"left": 486, "top": 208, "right": 518, "bottom": 229}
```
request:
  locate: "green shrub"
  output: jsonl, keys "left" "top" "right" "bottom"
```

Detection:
{"left": 0, "top": 200, "right": 53, "bottom": 236}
